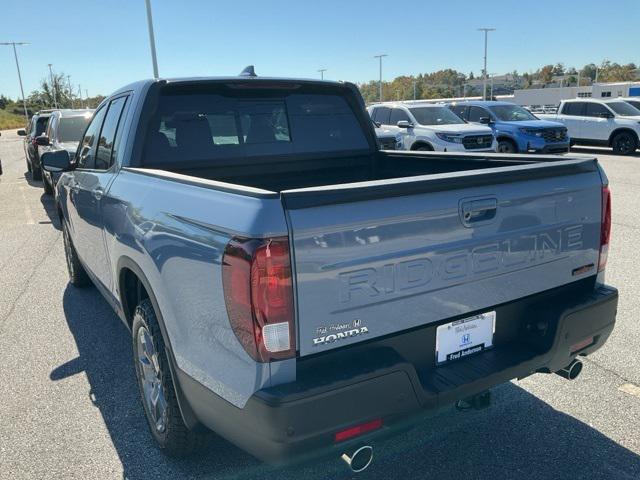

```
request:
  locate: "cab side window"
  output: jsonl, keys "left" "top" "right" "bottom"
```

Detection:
{"left": 467, "top": 106, "right": 488, "bottom": 122}
{"left": 389, "top": 108, "right": 410, "bottom": 125}
{"left": 77, "top": 107, "right": 107, "bottom": 169}
{"left": 95, "top": 96, "right": 129, "bottom": 170}
{"left": 450, "top": 105, "right": 467, "bottom": 120}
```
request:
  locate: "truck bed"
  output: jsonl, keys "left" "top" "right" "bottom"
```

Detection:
{"left": 165, "top": 151, "right": 534, "bottom": 192}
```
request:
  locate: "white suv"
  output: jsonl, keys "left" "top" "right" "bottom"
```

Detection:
{"left": 368, "top": 103, "right": 496, "bottom": 152}
{"left": 539, "top": 98, "right": 640, "bottom": 155}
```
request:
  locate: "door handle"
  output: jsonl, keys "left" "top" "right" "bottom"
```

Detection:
{"left": 460, "top": 198, "right": 498, "bottom": 226}
{"left": 92, "top": 187, "right": 104, "bottom": 201}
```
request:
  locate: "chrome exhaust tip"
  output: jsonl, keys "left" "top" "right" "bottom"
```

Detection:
{"left": 555, "top": 359, "right": 583, "bottom": 380}
{"left": 341, "top": 445, "right": 373, "bottom": 473}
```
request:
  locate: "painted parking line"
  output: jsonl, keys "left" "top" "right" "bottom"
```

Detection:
{"left": 619, "top": 383, "right": 640, "bottom": 398}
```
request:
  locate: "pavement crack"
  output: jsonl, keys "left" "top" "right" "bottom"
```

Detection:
{"left": 0, "top": 233, "right": 62, "bottom": 335}
{"left": 582, "top": 356, "right": 636, "bottom": 385}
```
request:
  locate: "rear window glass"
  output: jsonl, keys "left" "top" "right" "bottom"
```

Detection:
{"left": 144, "top": 88, "right": 369, "bottom": 166}
{"left": 57, "top": 114, "right": 93, "bottom": 143}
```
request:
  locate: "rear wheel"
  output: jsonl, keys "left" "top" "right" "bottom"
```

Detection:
{"left": 62, "top": 221, "right": 91, "bottom": 287}
{"left": 611, "top": 131, "right": 637, "bottom": 155}
{"left": 32, "top": 159, "right": 42, "bottom": 181}
{"left": 132, "top": 299, "right": 202, "bottom": 456}
{"left": 497, "top": 139, "right": 517, "bottom": 153}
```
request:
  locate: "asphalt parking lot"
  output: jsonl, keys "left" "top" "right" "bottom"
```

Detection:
{"left": 1, "top": 128, "right": 640, "bottom": 480}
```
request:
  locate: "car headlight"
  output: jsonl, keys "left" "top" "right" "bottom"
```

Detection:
{"left": 519, "top": 128, "right": 543, "bottom": 137}
{"left": 435, "top": 133, "right": 464, "bottom": 143}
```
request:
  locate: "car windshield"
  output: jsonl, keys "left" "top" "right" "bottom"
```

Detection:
{"left": 57, "top": 115, "right": 93, "bottom": 142}
{"left": 607, "top": 101, "right": 640, "bottom": 116}
{"left": 409, "top": 107, "right": 465, "bottom": 126}
{"left": 488, "top": 104, "right": 538, "bottom": 121}
{"left": 626, "top": 100, "right": 640, "bottom": 110}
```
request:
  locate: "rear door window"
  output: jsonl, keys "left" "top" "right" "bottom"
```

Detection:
{"left": 562, "top": 102, "right": 585, "bottom": 116}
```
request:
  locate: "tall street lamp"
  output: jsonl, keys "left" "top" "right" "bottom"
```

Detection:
{"left": 47, "top": 63, "right": 58, "bottom": 108}
{"left": 374, "top": 54, "right": 388, "bottom": 102}
{"left": 144, "top": 0, "right": 159, "bottom": 78}
{"left": 0, "top": 42, "right": 30, "bottom": 125}
{"left": 477, "top": 28, "right": 495, "bottom": 100}
{"left": 318, "top": 68, "right": 327, "bottom": 80}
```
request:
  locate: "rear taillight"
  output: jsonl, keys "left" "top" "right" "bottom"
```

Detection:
{"left": 598, "top": 185, "right": 611, "bottom": 272}
{"left": 222, "top": 236, "right": 295, "bottom": 362}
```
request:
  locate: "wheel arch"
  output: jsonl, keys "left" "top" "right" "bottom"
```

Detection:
{"left": 410, "top": 140, "right": 434, "bottom": 151}
{"left": 608, "top": 128, "right": 639, "bottom": 146}
{"left": 117, "top": 256, "right": 200, "bottom": 429}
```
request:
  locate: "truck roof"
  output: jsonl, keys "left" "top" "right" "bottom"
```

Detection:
{"left": 111, "top": 76, "right": 347, "bottom": 98}
{"left": 447, "top": 100, "right": 515, "bottom": 107}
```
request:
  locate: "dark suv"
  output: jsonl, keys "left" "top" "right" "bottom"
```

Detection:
{"left": 37, "top": 109, "right": 94, "bottom": 194}
{"left": 17, "top": 110, "right": 54, "bottom": 180}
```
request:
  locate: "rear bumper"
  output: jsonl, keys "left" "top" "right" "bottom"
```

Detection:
{"left": 178, "top": 281, "right": 617, "bottom": 464}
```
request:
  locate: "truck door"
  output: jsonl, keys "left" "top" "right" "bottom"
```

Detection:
{"left": 68, "top": 95, "right": 129, "bottom": 290}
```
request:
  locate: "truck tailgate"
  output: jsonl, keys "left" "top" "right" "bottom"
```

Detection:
{"left": 281, "top": 159, "right": 603, "bottom": 356}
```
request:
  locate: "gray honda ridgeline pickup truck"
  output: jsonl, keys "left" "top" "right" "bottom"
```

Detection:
{"left": 42, "top": 73, "right": 617, "bottom": 472}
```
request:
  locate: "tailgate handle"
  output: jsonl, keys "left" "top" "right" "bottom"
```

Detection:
{"left": 461, "top": 198, "right": 497, "bottom": 225}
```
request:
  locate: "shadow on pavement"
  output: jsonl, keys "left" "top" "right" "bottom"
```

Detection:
{"left": 39, "top": 191, "right": 61, "bottom": 230}
{"left": 52, "top": 284, "right": 640, "bottom": 480}
{"left": 571, "top": 146, "right": 640, "bottom": 158}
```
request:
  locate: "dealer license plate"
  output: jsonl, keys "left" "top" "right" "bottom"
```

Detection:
{"left": 436, "top": 311, "right": 495, "bottom": 365}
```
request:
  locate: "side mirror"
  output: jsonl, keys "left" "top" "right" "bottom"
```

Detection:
{"left": 41, "top": 150, "right": 72, "bottom": 172}
{"left": 397, "top": 120, "right": 413, "bottom": 129}
{"left": 17, "top": 129, "right": 26, "bottom": 136}
{"left": 35, "top": 135, "right": 50, "bottom": 146}
{"left": 599, "top": 112, "right": 614, "bottom": 119}
{"left": 479, "top": 117, "right": 492, "bottom": 124}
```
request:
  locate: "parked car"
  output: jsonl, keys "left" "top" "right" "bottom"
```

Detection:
{"left": 538, "top": 99, "right": 640, "bottom": 155}
{"left": 36, "top": 109, "right": 94, "bottom": 195}
{"left": 448, "top": 101, "right": 569, "bottom": 154}
{"left": 17, "top": 110, "right": 54, "bottom": 180}
{"left": 0, "top": 132, "right": 2, "bottom": 176}
{"left": 373, "top": 123, "right": 399, "bottom": 150}
{"left": 368, "top": 103, "right": 496, "bottom": 152}
{"left": 42, "top": 74, "right": 617, "bottom": 471}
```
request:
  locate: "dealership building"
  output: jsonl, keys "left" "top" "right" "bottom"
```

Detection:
{"left": 512, "top": 82, "right": 640, "bottom": 106}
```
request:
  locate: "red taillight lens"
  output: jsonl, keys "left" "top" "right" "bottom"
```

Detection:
{"left": 222, "top": 236, "right": 295, "bottom": 362}
{"left": 334, "top": 419, "right": 383, "bottom": 443}
{"left": 599, "top": 186, "right": 611, "bottom": 272}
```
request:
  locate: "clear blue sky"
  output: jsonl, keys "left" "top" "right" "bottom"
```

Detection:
{"left": 1, "top": 0, "right": 638, "bottom": 100}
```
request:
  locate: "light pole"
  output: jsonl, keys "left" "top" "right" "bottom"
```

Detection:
{"left": 144, "top": 0, "right": 159, "bottom": 78}
{"left": 67, "top": 75, "right": 73, "bottom": 107}
{"left": 0, "top": 42, "right": 30, "bottom": 124}
{"left": 374, "top": 54, "right": 388, "bottom": 102}
{"left": 318, "top": 68, "right": 327, "bottom": 80}
{"left": 47, "top": 63, "right": 58, "bottom": 108}
{"left": 477, "top": 28, "right": 495, "bottom": 100}
{"left": 413, "top": 80, "right": 417, "bottom": 100}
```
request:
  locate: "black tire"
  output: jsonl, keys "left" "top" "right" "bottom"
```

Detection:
{"left": 132, "top": 299, "right": 202, "bottom": 457}
{"left": 62, "top": 220, "right": 91, "bottom": 287}
{"left": 414, "top": 144, "right": 433, "bottom": 151}
{"left": 497, "top": 139, "right": 517, "bottom": 154}
{"left": 611, "top": 131, "right": 637, "bottom": 156}
{"left": 32, "top": 162, "right": 42, "bottom": 181}
{"left": 43, "top": 176, "right": 53, "bottom": 195}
